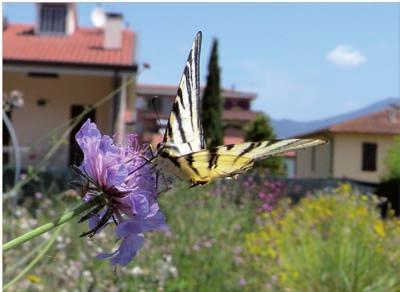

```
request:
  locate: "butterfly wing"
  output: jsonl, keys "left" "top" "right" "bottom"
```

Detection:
{"left": 175, "top": 138, "right": 327, "bottom": 185}
{"left": 162, "top": 31, "right": 205, "bottom": 155}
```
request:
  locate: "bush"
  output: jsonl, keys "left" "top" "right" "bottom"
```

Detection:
{"left": 243, "top": 185, "right": 400, "bottom": 291}
{"left": 382, "top": 135, "right": 400, "bottom": 181}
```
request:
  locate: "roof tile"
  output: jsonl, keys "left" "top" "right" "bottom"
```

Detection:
{"left": 3, "top": 24, "right": 135, "bottom": 67}
{"left": 329, "top": 107, "right": 400, "bottom": 135}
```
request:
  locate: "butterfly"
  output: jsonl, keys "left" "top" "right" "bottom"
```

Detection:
{"left": 154, "top": 31, "right": 327, "bottom": 187}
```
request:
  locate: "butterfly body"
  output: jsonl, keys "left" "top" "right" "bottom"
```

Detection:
{"left": 156, "top": 143, "right": 254, "bottom": 186}
{"left": 154, "top": 31, "right": 327, "bottom": 187}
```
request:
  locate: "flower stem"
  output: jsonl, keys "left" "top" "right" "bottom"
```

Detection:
{"left": 3, "top": 225, "right": 63, "bottom": 290}
{"left": 3, "top": 196, "right": 102, "bottom": 252}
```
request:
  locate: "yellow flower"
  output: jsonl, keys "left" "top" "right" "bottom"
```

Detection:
{"left": 373, "top": 222, "right": 386, "bottom": 238}
{"left": 26, "top": 274, "right": 41, "bottom": 284}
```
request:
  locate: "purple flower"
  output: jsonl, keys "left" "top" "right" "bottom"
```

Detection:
{"left": 34, "top": 192, "right": 43, "bottom": 199}
{"left": 75, "top": 119, "right": 167, "bottom": 266}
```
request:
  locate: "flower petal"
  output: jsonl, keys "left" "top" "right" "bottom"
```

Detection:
{"left": 110, "top": 234, "right": 145, "bottom": 266}
{"left": 116, "top": 218, "right": 144, "bottom": 238}
{"left": 144, "top": 211, "right": 168, "bottom": 232}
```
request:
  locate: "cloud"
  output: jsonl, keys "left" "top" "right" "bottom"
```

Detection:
{"left": 326, "top": 45, "right": 367, "bottom": 67}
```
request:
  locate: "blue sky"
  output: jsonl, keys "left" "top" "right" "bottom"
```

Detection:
{"left": 4, "top": 3, "right": 400, "bottom": 121}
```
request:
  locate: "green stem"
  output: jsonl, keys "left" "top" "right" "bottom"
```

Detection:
{"left": 4, "top": 236, "right": 49, "bottom": 276}
{"left": 3, "top": 196, "right": 102, "bottom": 252}
{"left": 3, "top": 225, "right": 63, "bottom": 290}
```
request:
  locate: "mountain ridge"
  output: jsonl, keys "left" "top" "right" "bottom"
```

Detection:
{"left": 272, "top": 97, "right": 400, "bottom": 139}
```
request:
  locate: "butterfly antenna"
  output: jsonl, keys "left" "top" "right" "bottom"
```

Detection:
{"left": 152, "top": 96, "right": 166, "bottom": 137}
{"left": 152, "top": 96, "right": 162, "bottom": 127}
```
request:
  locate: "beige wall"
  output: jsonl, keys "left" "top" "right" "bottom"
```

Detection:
{"left": 332, "top": 133, "right": 396, "bottom": 183}
{"left": 296, "top": 142, "right": 332, "bottom": 178}
{"left": 4, "top": 71, "right": 116, "bottom": 167}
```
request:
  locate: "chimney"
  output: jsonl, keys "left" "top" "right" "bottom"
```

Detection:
{"left": 103, "top": 12, "right": 123, "bottom": 50}
{"left": 388, "top": 104, "right": 400, "bottom": 123}
{"left": 3, "top": 16, "right": 8, "bottom": 31}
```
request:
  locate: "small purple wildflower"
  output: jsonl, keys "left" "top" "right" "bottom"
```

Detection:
{"left": 34, "top": 192, "right": 43, "bottom": 199}
{"left": 75, "top": 119, "right": 167, "bottom": 266}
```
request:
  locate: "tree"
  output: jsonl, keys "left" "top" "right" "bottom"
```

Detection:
{"left": 201, "top": 38, "right": 223, "bottom": 148}
{"left": 245, "top": 113, "right": 284, "bottom": 175}
{"left": 382, "top": 136, "right": 400, "bottom": 181}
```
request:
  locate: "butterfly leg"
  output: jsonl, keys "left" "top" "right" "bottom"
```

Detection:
{"left": 157, "top": 172, "right": 172, "bottom": 195}
{"left": 190, "top": 179, "right": 209, "bottom": 188}
{"left": 78, "top": 202, "right": 106, "bottom": 223}
{"left": 80, "top": 207, "right": 113, "bottom": 238}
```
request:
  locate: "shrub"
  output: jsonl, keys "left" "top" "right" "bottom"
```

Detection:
{"left": 382, "top": 135, "right": 400, "bottom": 181}
{"left": 244, "top": 185, "right": 400, "bottom": 291}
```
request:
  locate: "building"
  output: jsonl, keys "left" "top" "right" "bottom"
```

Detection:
{"left": 3, "top": 3, "right": 137, "bottom": 167}
{"left": 135, "top": 84, "right": 260, "bottom": 146}
{"left": 295, "top": 106, "right": 400, "bottom": 183}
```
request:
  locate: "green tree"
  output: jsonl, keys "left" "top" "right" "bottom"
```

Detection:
{"left": 245, "top": 113, "right": 284, "bottom": 175}
{"left": 382, "top": 136, "right": 400, "bottom": 181}
{"left": 201, "top": 38, "right": 223, "bottom": 148}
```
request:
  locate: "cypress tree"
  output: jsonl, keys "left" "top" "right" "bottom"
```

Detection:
{"left": 202, "top": 38, "right": 224, "bottom": 148}
{"left": 245, "top": 113, "right": 284, "bottom": 175}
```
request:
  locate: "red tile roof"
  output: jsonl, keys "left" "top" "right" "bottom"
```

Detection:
{"left": 140, "top": 110, "right": 259, "bottom": 123}
{"left": 328, "top": 107, "right": 400, "bottom": 135}
{"left": 302, "top": 106, "right": 400, "bottom": 136}
{"left": 137, "top": 83, "right": 257, "bottom": 100}
{"left": 3, "top": 24, "right": 135, "bottom": 68}
{"left": 223, "top": 110, "right": 260, "bottom": 121}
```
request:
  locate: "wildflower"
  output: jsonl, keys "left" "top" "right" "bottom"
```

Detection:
{"left": 75, "top": 119, "right": 167, "bottom": 266}
{"left": 169, "top": 266, "right": 178, "bottom": 278}
{"left": 131, "top": 266, "right": 143, "bottom": 276}
{"left": 239, "top": 278, "right": 247, "bottom": 286}
{"left": 26, "top": 274, "right": 41, "bottom": 284}
{"left": 374, "top": 222, "right": 386, "bottom": 238}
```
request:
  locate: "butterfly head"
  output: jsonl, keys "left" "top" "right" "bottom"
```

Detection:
{"left": 156, "top": 143, "right": 181, "bottom": 158}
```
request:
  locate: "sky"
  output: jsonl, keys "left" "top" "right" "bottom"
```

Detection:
{"left": 3, "top": 3, "right": 400, "bottom": 121}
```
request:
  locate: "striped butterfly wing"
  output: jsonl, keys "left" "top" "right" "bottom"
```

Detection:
{"left": 176, "top": 138, "right": 327, "bottom": 185}
{"left": 163, "top": 31, "right": 205, "bottom": 155}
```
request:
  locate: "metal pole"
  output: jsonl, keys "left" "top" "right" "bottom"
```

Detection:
{"left": 3, "top": 110, "right": 21, "bottom": 204}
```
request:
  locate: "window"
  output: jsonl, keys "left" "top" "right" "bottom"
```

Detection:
{"left": 311, "top": 147, "right": 316, "bottom": 171}
{"left": 39, "top": 4, "right": 67, "bottom": 34}
{"left": 238, "top": 100, "right": 250, "bottom": 110}
{"left": 69, "top": 105, "right": 96, "bottom": 165}
{"left": 224, "top": 99, "right": 234, "bottom": 109}
{"left": 362, "top": 142, "right": 377, "bottom": 171}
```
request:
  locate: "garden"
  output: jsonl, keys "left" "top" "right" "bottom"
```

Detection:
{"left": 3, "top": 169, "right": 400, "bottom": 291}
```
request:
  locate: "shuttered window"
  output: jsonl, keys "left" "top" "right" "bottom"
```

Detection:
{"left": 39, "top": 4, "right": 67, "bottom": 34}
{"left": 362, "top": 142, "right": 377, "bottom": 171}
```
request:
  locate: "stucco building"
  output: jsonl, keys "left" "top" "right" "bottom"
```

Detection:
{"left": 295, "top": 106, "right": 400, "bottom": 183}
{"left": 3, "top": 3, "right": 137, "bottom": 167}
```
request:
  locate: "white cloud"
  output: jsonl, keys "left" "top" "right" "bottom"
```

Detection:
{"left": 326, "top": 45, "right": 367, "bottom": 67}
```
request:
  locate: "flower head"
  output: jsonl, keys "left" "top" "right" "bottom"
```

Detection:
{"left": 75, "top": 119, "right": 167, "bottom": 266}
